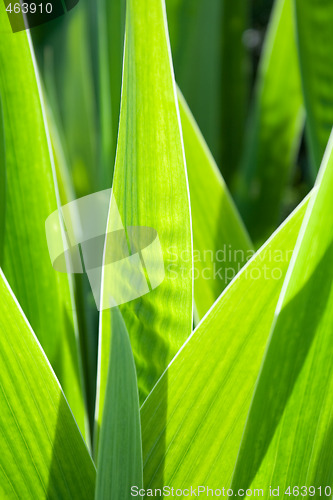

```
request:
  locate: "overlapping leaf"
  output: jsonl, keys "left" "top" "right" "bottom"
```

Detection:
{"left": 95, "top": 308, "right": 142, "bottom": 499}
{"left": 178, "top": 90, "right": 253, "bottom": 320}
{"left": 231, "top": 133, "right": 333, "bottom": 497}
{"left": 60, "top": 4, "right": 98, "bottom": 196}
{"left": 0, "top": 7, "right": 87, "bottom": 439}
{"left": 0, "top": 270, "right": 95, "bottom": 499}
{"left": 95, "top": 0, "right": 193, "bottom": 450}
{"left": 142, "top": 193, "right": 310, "bottom": 489}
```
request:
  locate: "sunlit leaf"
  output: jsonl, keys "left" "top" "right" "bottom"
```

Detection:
{"left": 167, "top": 0, "right": 249, "bottom": 182}
{"left": 95, "top": 0, "right": 193, "bottom": 451}
{"left": 142, "top": 193, "right": 310, "bottom": 489}
{"left": 0, "top": 7, "right": 88, "bottom": 440}
{"left": 231, "top": 132, "right": 333, "bottom": 496}
{"left": 95, "top": 307, "right": 142, "bottom": 499}
{"left": 0, "top": 270, "right": 95, "bottom": 499}
{"left": 0, "top": 96, "right": 5, "bottom": 263}
{"left": 178, "top": 89, "right": 253, "bottom": 320}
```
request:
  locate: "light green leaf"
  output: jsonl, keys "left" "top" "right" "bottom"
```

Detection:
{"left": 231, "top": 134, "right": 333, "bottom": 496}
{"left": 295, "top": 0, "right": 333, "bottom": 174}
{"left": 236, "top": 0, "right": 304, "bottom": 245}
{"left": 142, "top": 193, "right": 310, "bottom": 489}
{"left": 0, "top": 270, "right": 95, "bottom": 499}
{"left": 178, "top": 89, "right": 253, "bottom": 320}
{"left": 92, "top": 0, "right": 253, "bottom": 325}
{"left": 0, "top": 9, "right": 88, "bottom": 440}
{"left": 0, "top": 96, "right": 5, "bottom": 263}
{"left": 95, "top": 307, "right": 142, "bottom": 500}
{"left": 95, "top": 0, "right": 192, "bottom": 448}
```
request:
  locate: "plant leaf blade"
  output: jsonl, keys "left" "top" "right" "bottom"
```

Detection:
{"left": 231, "top": 132, "right": 333, "bottom": 494}
{"left": 0, "top": 270, "right": 95, "bottom": 499}
{"left": 178, "top": 89, "right": 253, "bottom": 320}
{"left": 0, "top": 8, "right": 88, "bottom": 440}
{"left": 95, "top": 307, "right": 142, "bottom": 500}
{"left": 295, "top": 0, "right": 333, "bottom": 173}
{"left": 236, "top": 0, "right": 304, "bottom": 245}
{"left": 142, "top": 193, "right": 310, "bottom": 489}
{"left": 95, "top": 0, "right": 193, "bottom": 449}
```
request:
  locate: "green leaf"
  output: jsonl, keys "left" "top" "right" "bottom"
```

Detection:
{"left": 231, "top": 134, "right": 333, "bottom": 494}
{"left": 40, "top": 3, "right": 98, "bottom": 197}
{"left": 166, "top": 0, "right": 222, "bottom": 166}
{"left": 46, "top": 99, "right": 99, "bottom": 437}
{"left": 220, "top": 0, "right": 250, "bottom": 183}
{"left": 96, "top": 0, "right": 125, "bottom": 188}
{"left": 141, "top": 193, "right": 310, "bottom": 489}
{"left": 295, "top": 0, "right": 333, "bottom": 174}
{"left": 0, "top": 96, "right": 5, "bottom": 264}
{"left": 95, "top": 307, "right": 142, "bottom": 500}
{"left": 0, "top": 270, "right": 95, "bottom": 499}
{"left": 61, "top": 5, "right": 98, "bottom": 196}
{"left": 95, "top": 0, "right": 192, "bottom": 447}
{"left": 0, "top": 10, "right": 88, "bottom": 440}
{"left": 45, "top": 98, "right": 75, "bottom": 207}
{"left": 236, "top": 0, "right": 304, "bottom": 245}
{"left": 88, "top": 0, "right": 252, "bottom": 324}
{"left": 167, "top": 0, "right": 249, "bottom": 182}
{"left": 178, "top": 89, "right": 253, "bottom": 320}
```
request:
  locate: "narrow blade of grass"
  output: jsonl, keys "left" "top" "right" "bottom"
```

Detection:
{"left": 41, "top": 3, "right": 98, "bottom": 197}
{"left": 46, "top": 99, "right": 98, "bottom": 439}
{"left": 96, "top": 0, "right": 125, "bottom": 188}
{"left": 220, "top": 0, "right": 250, "bottom": 183}
{"left": 178, "top": 89, "right": 253, "bottom": 320}
{"left": 236, "top": 0, "right": 304, "bottom": 245}
{"left": 95, "top": 307, "right": 142, "bottom": 499}
{"left": 295, "top": 0, "right": 333, "bottom": 174}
